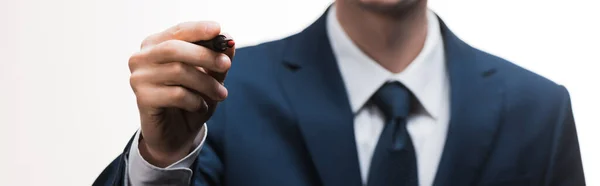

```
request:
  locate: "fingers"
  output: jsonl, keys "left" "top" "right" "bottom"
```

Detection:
{"left": 135, "top": 85, "right": 206, "bottom": 113}
{"left": 131, "top": 62, "right": 228, "bottom": 101}
{"left": 134, "top": 39, "right": 231, "bottom": 73}
{"left": 207, "top": 33, "right": 235, "bottom": 82}
{"left": 206, "top": 54, "right": 230, "bottom": 83}
{"left": 129, "top": 21, "right": 233, "bottom": 113}
{"left": 142, "top": 21, "right": 222, "bottom": 48}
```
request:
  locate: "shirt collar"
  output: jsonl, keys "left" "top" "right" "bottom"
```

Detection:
{"left": 326, "top": 5, "right": 447, "bottom": 119}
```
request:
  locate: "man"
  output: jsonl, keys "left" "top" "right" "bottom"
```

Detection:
{"left": 94, "top": 0, "right": 586, "bottom": 185}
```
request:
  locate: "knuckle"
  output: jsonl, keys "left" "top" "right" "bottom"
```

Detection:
{"left": 170, "top": 22, "right": 191, "bottom": 39}
{"left": 141, "top": 33, "right": 157, "bottom": 49}
{"left": 170, "top": 87, "right": 187, "bottom": 102}
{"left": 196, "top": 48, "right": 209, "bottom": 61}
{"left": 129, "top": 71, "right": 145, "bottom": 87}
{"left": 192, "top": 97, "right": 206, "bottom": 111}
{"left": 168, "top": 62, "right": 186, "bottom": 75}
{"left": 129, "top": 79, "right": 138, "bottom": 93}
{"left": 128, "top": 52, "right": 145, "bottom": 71}
{"left": 155, "top": 40, "right": 179, "bottom": 57}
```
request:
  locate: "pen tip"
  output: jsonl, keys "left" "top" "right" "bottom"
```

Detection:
{"left": 227, "top": 40, "right": 235, "bottom": 47}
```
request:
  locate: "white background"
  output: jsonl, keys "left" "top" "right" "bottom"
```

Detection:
{"left": 0, "top": 0, "right": 598, "bottom": 185}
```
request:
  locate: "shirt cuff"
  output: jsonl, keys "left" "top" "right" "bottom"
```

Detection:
{"left": 126, "top": 124, "right": 207, "bottom": 185}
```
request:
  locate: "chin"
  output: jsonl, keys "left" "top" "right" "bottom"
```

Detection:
{"left": 359, "top": 0, "right": 405, "bottom": 5}
{"left": 355, "top": 0, "right": 423, "bottom": 17}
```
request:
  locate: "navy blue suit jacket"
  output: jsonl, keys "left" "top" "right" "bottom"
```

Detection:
{"left": 94, "top": 10, "right": 585, "bottom": 186}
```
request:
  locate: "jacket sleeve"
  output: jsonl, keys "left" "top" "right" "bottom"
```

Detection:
{"left": 544, "top": 86, "right": 586, "bottom": 186}
{"left": 93, "top": 102, "right": 228, "bottom": 186}
{"left": 93, "top": 135, "right": 134, "bottom": 186}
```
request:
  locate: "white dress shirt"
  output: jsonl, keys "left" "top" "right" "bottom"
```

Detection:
{"left": 127, "top": 6, "right": 450, "bottom": 186}
{"left": 326, "top": 6, "right": 450, "bottom": 186}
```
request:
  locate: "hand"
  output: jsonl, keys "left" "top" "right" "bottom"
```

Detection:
{"left": 128, "top": 21, "right": 234, "bottom": 167}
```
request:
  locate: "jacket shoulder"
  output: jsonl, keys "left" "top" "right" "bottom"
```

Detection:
{"left": 231, "top": 38, "right": 288, "bottom": 72}
{"left": 223, "top": 36, "right": 293, "bottom": 89}
{"left": 474, "top": 49, "right": 570, "bottom": 112}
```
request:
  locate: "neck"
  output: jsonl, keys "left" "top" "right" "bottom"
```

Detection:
{"left": 335, "top": 1, "right": 429, "bottom": 73}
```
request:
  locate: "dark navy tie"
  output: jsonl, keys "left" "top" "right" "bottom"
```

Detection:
{"left": 367, "top": 82, "right": 418, "bottom": 186}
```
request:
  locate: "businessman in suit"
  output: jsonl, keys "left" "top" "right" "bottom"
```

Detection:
{"left": 94, "top": 0, "right": 585, "bottom": 185}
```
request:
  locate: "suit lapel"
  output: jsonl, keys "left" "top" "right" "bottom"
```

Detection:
{"left": 277, "top": 8, "right": 363, "bottom": 186}
{"left": 433, "top": 19, "right": 506, "bottom": 186}
{"left": 276, "top": 9, "right": 506, "bottom": 186}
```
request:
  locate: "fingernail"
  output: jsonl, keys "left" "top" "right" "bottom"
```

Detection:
{"left": 206, "top": 22, "right": 219, "bottom": 30}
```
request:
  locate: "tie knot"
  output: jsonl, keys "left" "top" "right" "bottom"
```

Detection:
{"left": 371, "top": 82, "right": 413, "bottom": 120}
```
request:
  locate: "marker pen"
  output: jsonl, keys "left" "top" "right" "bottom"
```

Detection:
{"left": 193, "top": 34, "right": 235, "bottom": 53}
